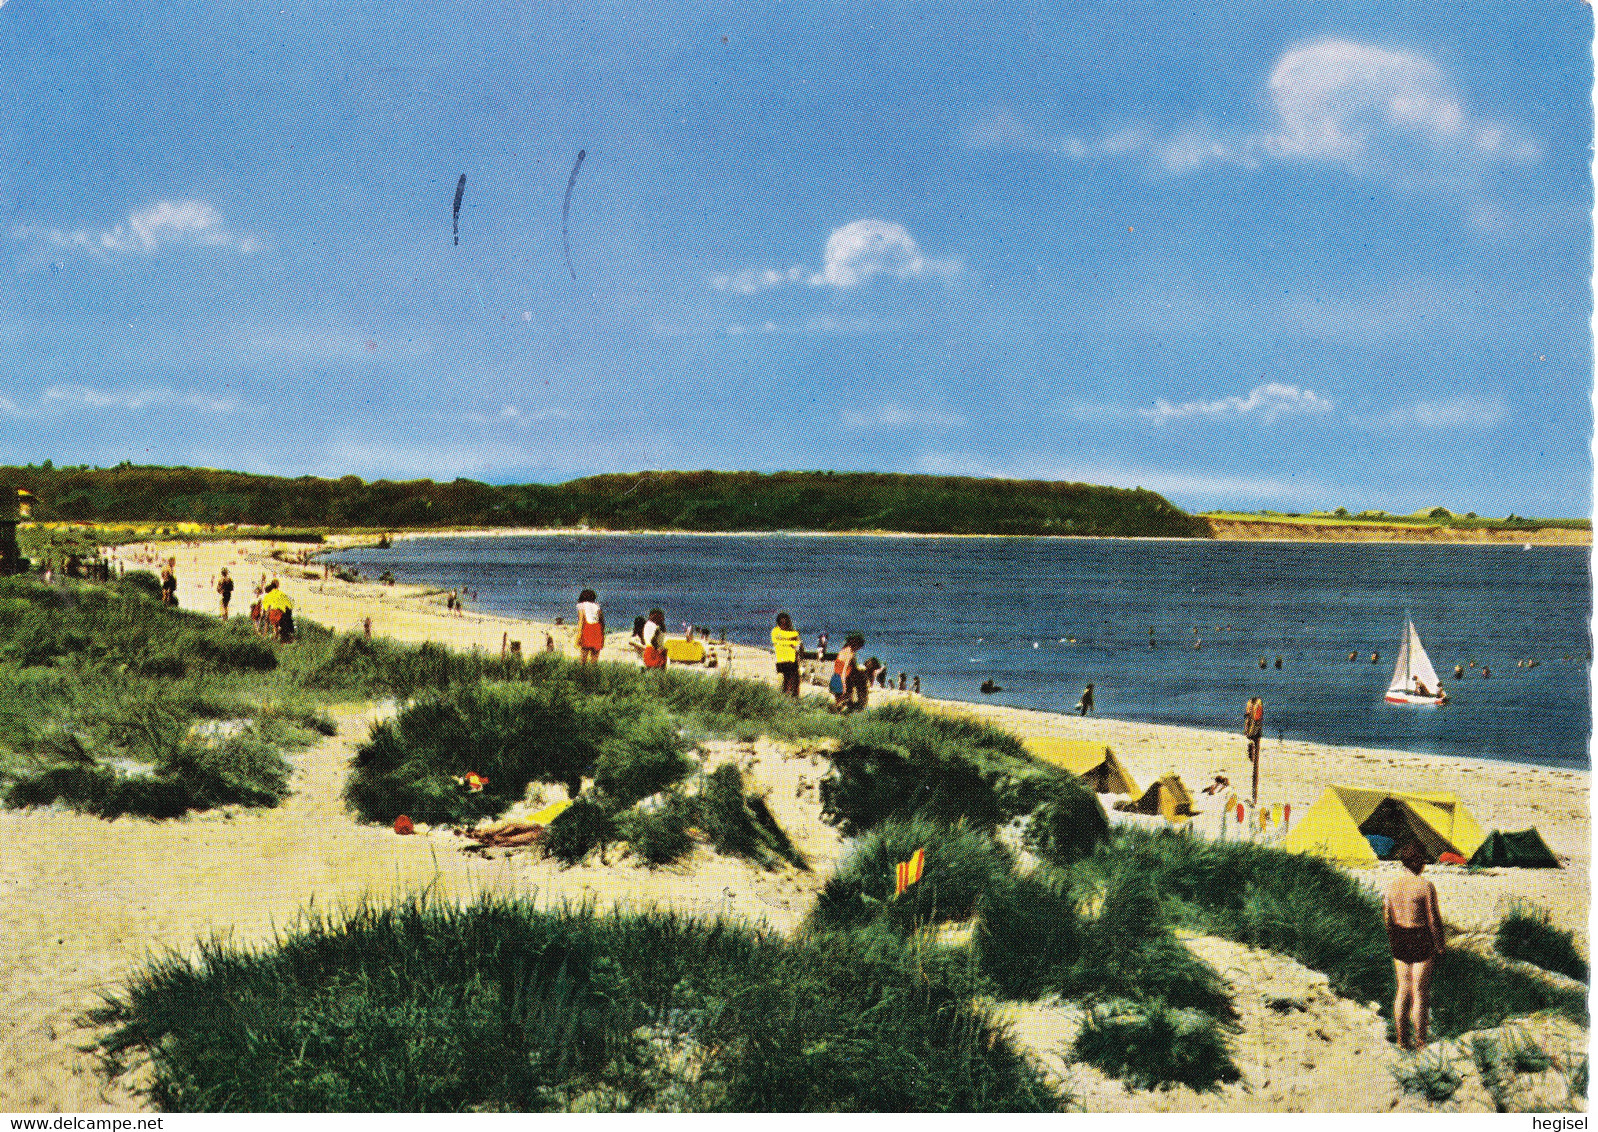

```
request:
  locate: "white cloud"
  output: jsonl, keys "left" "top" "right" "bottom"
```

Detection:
{"left": 15, "top": 199, "right": 262, "bottom": 258}
{"left": 967, "top": 38, "right": 1536, "bottom": 191}
{"left": 41, "top": 384, "right": 238, "bottom": 414}
{"left": 711, "top": 219, "right": 960, "bottom": 295}
{"left": 1261, "top": 39, "right": 1537, "bottom": 174}
{"left": 841, "top": 403, "right": 966, "bottom": 431}
{"left": 1140, "top": 382, "right": 1334, "bottom": 425}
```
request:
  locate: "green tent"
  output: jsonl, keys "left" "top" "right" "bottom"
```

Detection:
{"left": 1467, "top": 828, "right": 1561, "bottom": 869}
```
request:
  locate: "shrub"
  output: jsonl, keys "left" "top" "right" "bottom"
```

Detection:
{"left": 615, "top": 796, "right": 694, "bottom": 867}
{"left": 592, "top": 712, "right": 693, "bottom": 806}
{"left": 1082, "top": 827, "right": 1391, "bottom": 1007}
{"left": 1427, "top": 948, "right": 1588, "bottom": 1037}
{"left": 973, "top": 868, "right": 1082, "bottom": 1000}
{"left": 690, "top": 764, "right": 804, "bottom": 870}
{"left": 1392, "top": 1045, "right": 1464, "bottom": 1104}
{"left": 1070, "top": 867, "right": 1235, "bottom": 1022}
{"left": 345, "top": 683, "right": 606, "bottom": 826}
{"left": 820, "top": 703, "right": 1062, "bottom": 835}
{"left": 5, "top": 734, "right": 291, "bottom": 819}
{"left": 1495, "top": 903, "right": 1588, "bottom": 983}
{"left": 810, "top": 818, "right": 1013, "bottom": 932}
{"left": 542, "top": 797, "right": 618, "bottom": 866}
{"left": 1071, "top": 998, "right": 1240, "bottom": 1092}
{"left": 1022, "top": 777, "right": 1109, "bottom": 867}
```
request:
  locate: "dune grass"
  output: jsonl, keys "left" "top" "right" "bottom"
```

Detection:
{"left": 1494, "top": 902, "right": 1588, "bottom": 983}
{"left": 1082, "top": 827, "right": 1588, "bottom": 1039}
{"left": 808, "top": 818, "right": 1241, "bottom": 1091}
{"left": 820, "top": 701, "right": 1069, "bottom": 835}
{"left": 92, "top": 896, "right": 1063, "bottom": 1113}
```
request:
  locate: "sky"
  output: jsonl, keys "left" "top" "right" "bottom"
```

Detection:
{"left": 0, "top": 1, "right": 1591, "bottom": 516}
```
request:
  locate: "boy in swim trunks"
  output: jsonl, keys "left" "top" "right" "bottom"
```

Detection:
{"left": 1384, "top": 840, "right": 1446, "bottom": 1049}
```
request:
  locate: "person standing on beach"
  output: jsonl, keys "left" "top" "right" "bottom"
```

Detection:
{"left": 160, "top": 559, "right": 178, "bottom": 607}
{"left": 642, "top": 609, "right": 668, "bottom": 670}
{"left": 1385, "top": 840, "right": 1445, "bottom": 1050}
{"left": 576, "top": 589, "right": 606, "bottom": 665}
{"left": 217, "top": 568, "right": 234, "bottom": 619}
{"left": 831, "top": 633, "right": 864, "bottom": 711}
{"left": 1077, "top": 683, "right": 1095, "bottom": 716}
{"left": 772, "top": 612, "right": 802, "bottom": 697}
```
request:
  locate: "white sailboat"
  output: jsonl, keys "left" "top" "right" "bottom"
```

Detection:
{"left": 1385, "top": 617, "right": 1446, "bottom": 705}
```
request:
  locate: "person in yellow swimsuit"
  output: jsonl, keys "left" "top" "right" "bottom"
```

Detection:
{"left": 771, "top": 612, "right": 802, "bottom": 697}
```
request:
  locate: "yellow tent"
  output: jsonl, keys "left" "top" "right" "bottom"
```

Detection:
{"left": 1114, "top": 774, "right": 1197, "bottom": 822}
{"left": 1021, "top": 736, "right": 1140, "bottom": 796}
{"left": 1279, "top": 785, "right": 1488, "bottom": 866}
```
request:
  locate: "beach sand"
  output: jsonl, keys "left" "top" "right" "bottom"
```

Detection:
{"left": 2, "top": 536, "right": 1587, "bottom": 1113}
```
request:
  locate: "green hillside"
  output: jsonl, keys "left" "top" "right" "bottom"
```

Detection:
{"left": 0, "top": 465, "right": 1208, "bottom": 539}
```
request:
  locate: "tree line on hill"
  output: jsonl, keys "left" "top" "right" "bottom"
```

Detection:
{"left": 0, "top": 465, "right": 1210, "bottom": 539}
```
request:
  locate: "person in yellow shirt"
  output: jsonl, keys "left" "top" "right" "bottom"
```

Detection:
{"left": 771, "top": 612, "right": 802, "bottom": 697}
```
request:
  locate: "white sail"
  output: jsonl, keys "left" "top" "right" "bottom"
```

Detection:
{"left": 1387, "top": 618, "right": 1441, "bottom": 698}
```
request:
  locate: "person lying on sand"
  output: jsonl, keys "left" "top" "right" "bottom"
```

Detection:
{"left": 455, "top": 819, "right": 546, "bottom": 848}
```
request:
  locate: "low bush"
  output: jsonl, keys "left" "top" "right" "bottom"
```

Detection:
{"left": 93, "top": 897, "right": 1063, "bottom": 1112}
{"left": 1022, "top": 777, "right": 1110, "bottom": 867}
{"left": 1428, "top": 948, "right": 1588, "bottom": 1037}
{"left": 615, "top": 796, "right": 695, "bottom": 867}
{"left": 1071, "top": 998, "right": 1241, "bottom": 1093}
{"left": 810, "top": 818, "right": 1014, "bottom": 933}
{"left": 542, "top": 797, "right": 618, "bottom": 866}
{"left": 5, "top": 733, "right": 291, "bottom": 819}
{"left": 820, "top": 702, "right": 1067, "bottom": 835}
{"left": 345, "top": 683, "right": 606, "bottom": 826}
{"left": 691, "top": 764, "right": 804, "bottom": 870}
{"left": 1495, "top": 903, "right": 1588, "bottom": 983}
{"left": 593, "top": 712, "right": 693, "bottom": 806}
{"left": 1391, "top": 1045, "right": 1464, "bottom": 1104}
{"left": 1080, "top": 827, "right": 1391, "bottom": 1007}
{"left": 973, "top": 868, "right": 1082, "bottom": 1000}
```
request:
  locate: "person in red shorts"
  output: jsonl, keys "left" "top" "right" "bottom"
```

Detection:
{"left": 575, "top": 589, "right": 605, "bottom": 665}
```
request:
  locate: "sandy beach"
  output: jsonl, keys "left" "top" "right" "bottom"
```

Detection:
{"left": 1, "top": 535, "right": 1587, "bottom": 1113}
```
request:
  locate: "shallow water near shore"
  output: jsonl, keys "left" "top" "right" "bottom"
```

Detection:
{"left": 329, "top": 534, "right": 1592, "bottom": 770}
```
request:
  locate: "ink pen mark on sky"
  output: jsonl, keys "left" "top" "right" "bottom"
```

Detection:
{"left": 453, "top": 174, "right": 466, "bottom": 246}
{"left": 563, "top": 150, "right": 585, "bottom": 280}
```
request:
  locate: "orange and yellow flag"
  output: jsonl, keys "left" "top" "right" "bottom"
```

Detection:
{"left": 894, "top": 848, "right": 926, "bottom": 898}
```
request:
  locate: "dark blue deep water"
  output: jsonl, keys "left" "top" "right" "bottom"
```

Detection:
{"left": 328, "top": 535, "right": 1592, "bottom": 770}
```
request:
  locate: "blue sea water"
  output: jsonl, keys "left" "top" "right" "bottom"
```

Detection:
{"left": 327, "top": 534, "right": 1593, "bottom": 771}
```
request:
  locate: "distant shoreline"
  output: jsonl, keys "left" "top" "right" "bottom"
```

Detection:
{"left": 320, "top": 523, "right": 1592, "bottom": 549}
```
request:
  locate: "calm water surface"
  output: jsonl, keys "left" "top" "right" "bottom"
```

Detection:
{"left": 329, "top": 535, "right": 1592, "bottom": 771}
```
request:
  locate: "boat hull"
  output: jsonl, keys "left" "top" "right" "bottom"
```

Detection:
{"left": 1385, "top": 691, "right": 1444, "bottom": 706}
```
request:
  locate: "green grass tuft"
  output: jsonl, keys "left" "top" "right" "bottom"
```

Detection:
{"left": 93, "top": 896, "right": 1064, "bottom": 1112}
{"left": 1071, "top": 998, "right": 1241, "bottom": 1092}
{"left": 1495, "top": 903, "right": 1588, "bottom": 983}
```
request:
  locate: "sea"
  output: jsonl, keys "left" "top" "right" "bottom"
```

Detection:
{"left": 325, "top": 534, "right": 1593, "bottom": 772}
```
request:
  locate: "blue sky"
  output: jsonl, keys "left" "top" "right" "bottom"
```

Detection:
{"left": 1, "top": 1, "right": 1591, "bottom": 515}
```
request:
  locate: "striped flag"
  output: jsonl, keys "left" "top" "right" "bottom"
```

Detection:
{"left": 894, "top": 848, "right": 926, "bottom": 898}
